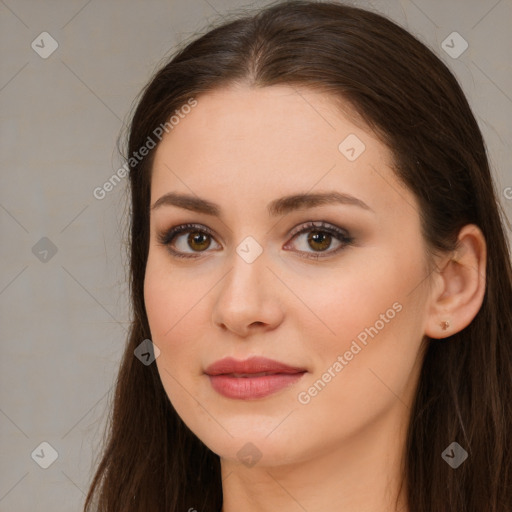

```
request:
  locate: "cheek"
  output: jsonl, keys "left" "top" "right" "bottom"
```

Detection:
{"left": 289, "top": 249, "right": 424, "bottom": 356}
{"left": 144, "top": 266, "right": 204, "bottom": 415}
{"left": 144, "top": 290, "right": 230, "bottom": 451}
{"left": 144, "top": 258, "right": 210, "bottom": 381}
{"left": 143, "top": 251, "right": 198, "bottom": 339}
{"left": 297, "top": 249, "right": 427, "bottom": 401}
{"left": 289, "top": 248, "right": 429, "bottom": 427}
{"left": 144, "top": 261, "right": 184, "bottom": 367}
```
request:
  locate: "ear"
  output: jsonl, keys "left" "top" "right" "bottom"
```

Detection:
{"left": 424, "top": 224, "right": 487, "bottom": 339}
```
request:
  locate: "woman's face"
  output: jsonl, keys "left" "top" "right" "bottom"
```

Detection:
{"left": 144, "top": 84, "right": 432, "bottom": 467}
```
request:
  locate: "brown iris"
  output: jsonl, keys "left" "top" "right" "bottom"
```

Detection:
{"left": 188, "top": 231, "right": 211, "bottom": 251}
{"left": 185, "top": 229, "right": 333, "bottom": 253}
{"left": 307, "top": 231, "right": 332, "bottom": 251}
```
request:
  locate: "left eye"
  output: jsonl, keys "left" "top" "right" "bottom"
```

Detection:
{"left": 157, "top": 221, "right": 353, "bottom": 260}
{"left": 286, "top": 221, "right": 353, "bottom": 258}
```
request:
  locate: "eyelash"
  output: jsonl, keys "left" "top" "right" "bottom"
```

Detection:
{"left": 157, "top": 221, "right": 354, "bottom": 260}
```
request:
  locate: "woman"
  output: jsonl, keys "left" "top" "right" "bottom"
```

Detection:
{"left": 84, "top": 1, "right": 512, "bottom": 511}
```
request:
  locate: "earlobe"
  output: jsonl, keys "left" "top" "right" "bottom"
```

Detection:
{"left": 424, "top": 224, "right": 487, "bottom": 340}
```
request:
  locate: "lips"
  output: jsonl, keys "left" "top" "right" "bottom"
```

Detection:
{"left": 204, "top": 356, "right": 307, "bottom": 376}
{"left": 204, "top": 356, "right": 307, "bottom": 400}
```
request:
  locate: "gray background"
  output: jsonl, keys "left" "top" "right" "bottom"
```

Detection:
{"left": 1, "top": 0, "right": 511, "bottom": 510}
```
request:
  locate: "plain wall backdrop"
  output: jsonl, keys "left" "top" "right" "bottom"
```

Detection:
{"left": 1, "top": 0, "right": 511, "bottom": 509}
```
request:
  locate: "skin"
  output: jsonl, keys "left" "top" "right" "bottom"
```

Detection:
{"left": 144, "top": 84, "right": 487, "bottom": 512}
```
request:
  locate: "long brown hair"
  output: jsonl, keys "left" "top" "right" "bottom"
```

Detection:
{"left": 83, "top": 1, "right": 512, "bottom": 510}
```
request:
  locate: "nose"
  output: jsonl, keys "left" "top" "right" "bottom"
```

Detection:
{"left": 211, "top": 246, "right": 285, "bottom": 338}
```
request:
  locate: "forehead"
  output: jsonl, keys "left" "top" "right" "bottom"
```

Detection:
{"left": 150, "top": 85, "right": 414, "bottom": 221}
{"left": 154, "top": 84, "right": 377, "bottom": 167}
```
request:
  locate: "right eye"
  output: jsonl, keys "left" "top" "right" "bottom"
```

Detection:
{"left": 157, "top": 223, "right": 221, "bottom": 259}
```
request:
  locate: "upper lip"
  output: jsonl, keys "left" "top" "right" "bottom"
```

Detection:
{"left": 204, "top": 356, "right": 307, "bottom": 376}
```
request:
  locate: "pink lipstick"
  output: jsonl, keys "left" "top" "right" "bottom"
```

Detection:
{"left": 204, "top": 356, "right": 307, "bottom": 400}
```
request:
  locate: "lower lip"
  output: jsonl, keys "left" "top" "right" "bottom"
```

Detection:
{"left": 207, "top": 372, "right": 306, "bottom": 399}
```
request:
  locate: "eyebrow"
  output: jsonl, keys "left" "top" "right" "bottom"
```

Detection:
{"left": 150, "top": 191, "right": 374, "bottom": 217}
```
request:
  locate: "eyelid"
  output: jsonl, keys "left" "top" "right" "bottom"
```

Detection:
{"left": 156, "top": 223, "right": 220, "bottom": 254}
{"left": 284, "top": 221, "right": 353, "bottom": 259}
{"left": 287, "top": 220, "right": 350, "bottom": 239}
{"left": 157, "top": 220, "right": 353, "bottom": 259}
